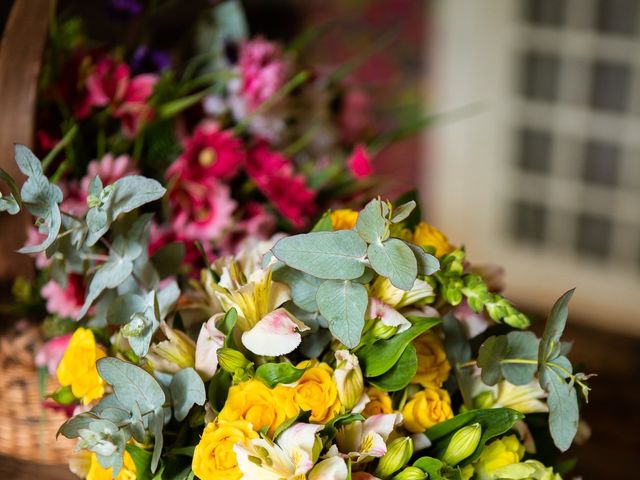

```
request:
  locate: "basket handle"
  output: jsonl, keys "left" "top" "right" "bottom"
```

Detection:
{"left": 0, "top": 0, "right": 50, "bottom": 285}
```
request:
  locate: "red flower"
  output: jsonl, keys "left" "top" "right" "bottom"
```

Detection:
{"left": 347, "top": 144, "right": 374, "bottom": 178}
{"left": 247, "top": 142, "right": 317, "bottom": 228}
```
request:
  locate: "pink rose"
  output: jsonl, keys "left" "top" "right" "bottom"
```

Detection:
{"left": 239, "top": 37, "right": 288, "bottom": 110}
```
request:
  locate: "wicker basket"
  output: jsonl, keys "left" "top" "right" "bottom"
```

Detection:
{"left": 0, "top": 321, "right": 75, "bottom": 465}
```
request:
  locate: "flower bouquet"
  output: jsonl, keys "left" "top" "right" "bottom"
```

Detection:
{"left": 0, "top": 140, "right": 590, "bottom": 479}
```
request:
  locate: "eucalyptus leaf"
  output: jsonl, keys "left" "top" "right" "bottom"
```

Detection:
{"left": 57, "top": 412, "right": 98, "bottom": 439}
{"left": 150, "top": 408, "right": 164, "bottom": 472}
{"left": 502, "top": 331, "right": 539, "bottom": 385}
{"left": 0, "top": 166, "right": 22, "bottom": 205}
{"left": 273, "top": 265, "right": 324, "bottom": 312}
{"left": 316, "top": 279, "right": 368, "bottom": 348}
{"left": 254, "top": 362, "right": 306, "bottom": 388}
{"left": 368, "top": 344, "right": 417, "bottom": 392}
{"left": 358, "top": 317, "right": 440, "bottom": 377}
{"left": 477, "top": 336, "right": 509, "bottom": 386}
{"left": 78, "top": 256, "right": 134, "bottom": 319}
{"left": 355, "top": 199, "right": 389, "bottom": 243}
{"left": 367, "top": 238, "right": 417, "bottom": 290}
{"left": 15, "top": 144, "right": 43, "bottom": 177}
{"left": 0, "top": 193, "right": 20, "bottom": 214}
{"left": 539, "top": 289, "right": 575, "bottom": 363}
{"left": 407, "top": 242, "right": 440, "bottom": 276}
{"left": 311, "top": 211, "right": 333, "bottom": 232}
{"left": 540, "top": 359, "right": 578, "bottom": 452}
{"left": 170, "top": 368, "right": 206, "bottom": 421}
{"left": 272, "top": 230, "right": 367, "bottom": 280}
{"left": 390, "top": 200, "right": 416, "bottom": 223}
{"left": 97, "top": 358, "right": 166, "bottom": 413}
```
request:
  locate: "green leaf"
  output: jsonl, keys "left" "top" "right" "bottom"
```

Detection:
{"left": 208, "top": 369, "right": 232, "bottom": 412}
{"left": 426, "top": 408, "right": 524, "bottom": 465}
{"left": 273, "top": 410, "right": 312, "bottom": 440}
{"left": 502, "top": 331, "right": 539, "bottom": 385}
{"left": 316, "top": 279, "right": 368, "bottom": 348}
{"left": 406, "top": 243, "right": 440, "bottom": 276}
{"left": 390, "top": 200, "right": 416, "bottom": 224}
{"left": 355, "top": 198, "right": 389, "bottom": 243}
{"left": 107, "top": 292, "right": 159, "bottom": 358}
{"left": 358, "top": 317, "right": 440, "bottom": 377}
{"left": 311, "top": 210, "right": 333, "bottom": 232}
{"left": 125, "top": 444, "right": 153, "bottom": 480}
{"left": 540, "top": 357, "right": 580, "bottom": 452}
{"left": 413, "top": 457, "right": 446, "bottom": 480}
{"left": 78, "top": 256, "right": 134, "bottom": 319}
{"left": 394, "top": 190, "right": 422, "bottom": 228}
{"left": 57, "top": 412, "right": 97, "bottom": 438}
{"left": 539, "top": 289, "right": 575, "bottom": 363}
{"left": 367, "top": 238, "right": 417, "bottom": 290}
{"left": 151, "top": 242, "right": 185, "bottom": 279}
{"left": 15, "top": 144, "right": 43, "bottom": 177}
{"left": 321, "top": 412, "right": 365, "bottom": 440}
{"left": 273, "top": 265, "right": 324, "bottom": 312}
{"left": 254, "top": 362, "right": 306, "bottom": 388}
{"left": 18, "top": 175, "right": 62, "bottom": 253}
{"left": 477, "top": 336, "right": 508, "bottom": 386}
{"left": 149, "top": 408, "right": 164, "bottom": 472}
{"left": 442, "top": 313, "right": 473, "bottom": 407}
{"left": 170, "top": 368, "right": 206, "bottom": 421}
{"left": 0, "top": 166, "right": 22, "bottom": 205}
{"left": 97, "top": 358, "right": 166, "bottom": 413}
{"left": 271, "top": 230, "right": 367, "bottom": 280}
{"left": 368, "top": 344, "right": 417, "bottom": 392}
{"left": 48, "top": 385, "right": 76, "bottom": 405}
{"left": 540, "top": 356, "right": 578, "bottom": 452}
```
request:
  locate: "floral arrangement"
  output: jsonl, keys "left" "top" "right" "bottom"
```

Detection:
{"left": 13, "top": 0, "right": 384, "bottom": 322}
{"left": 0, "top": 139, "right": 591, "bottom": 479}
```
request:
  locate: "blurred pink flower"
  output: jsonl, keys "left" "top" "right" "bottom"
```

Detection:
{"left": 247, "top": 141, "right": 317, "bottom": 228}
{"left": 339, "top": 88, "right": 372, "bottom": 143}
{"left": 80, "top": 153, "right": 139, "bottom": 193}
{"left": 41, "top": 275, "right": 86, "bottom": 319}
{"left": 35, "top": 333, "right": 72, "bottom": 376}
{"left": 239, "top": 37, "right": 288, "bottom": 110}
{"left": 169, "top": 179, "right": 236, "bottom": 243}
{"left": 25, "top": 226, "right": 51, "bottom": 269}
{"left": 76, "top": 56, "right": 157, "bottom": 137}
{"left": 167, "top": 121, "right": 246, "bottom": 181}
{"left": 347, "top": 144, "right": 373, "bottom": 178}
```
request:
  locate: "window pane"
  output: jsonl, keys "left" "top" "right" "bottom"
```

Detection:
{"left": 596, "top": 0, "right": 639, "bottom": 35}
{"left": 590, "top": 61, "right": 631, "bottom": 112}
{"left": 521, "top": 51, "right": 561, "bottom": 101}
{"left": 583, "top": 140, "right": 620, "bottom": 186}
{"left": 512, "top": 200, "right": 548, "bottom": 244}
{"left": 576, "top": 213, "right": 612, "bottom": 257}
{"left": 518, "top": 127, "right": 553, "bottom": 173}
{"left": 523, "top": 0, "right": 567, "bottom": 27}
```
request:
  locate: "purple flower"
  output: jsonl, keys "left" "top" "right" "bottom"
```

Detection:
{"left": 108, "top": 0, "right": 143, "bottom": 17}
{"left": 132, "top": 46, "right": 172, "bottom": 74}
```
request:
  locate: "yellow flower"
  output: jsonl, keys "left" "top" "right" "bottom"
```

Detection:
{"left": 56, "top": 328, "right": 106, "bottom": 405}
{"left": 412, "top": 222, "right": 454, "bottom": 257}
{"left": 474, "top": 435, "right": 525, "bottom": 480}
{"left": 413, "top": 331, "right": 451, "bottom": 388}
{"left": 363, "top": 387, "right": 393, "bottom": 417}
{"left": 330, "top": 209, "right": 359, "bottom": 230}
{"left": 192, "top": 419, "right": 258, "bottom": 480}
{"left": 402, "top": 387, "right": 453, "bottom": 433}
{"left": 86, "top": 450, "right": 136, "bottom": 480}
{"left": 293, "top": 362, "right": 341, "bottom": 424}
{"left": 218, "top": 380, "right": 298, "bottom": 436}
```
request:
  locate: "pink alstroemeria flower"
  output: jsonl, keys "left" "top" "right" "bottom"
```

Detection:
{"left": 347, "top": 144, "right": 374, "bottom": 178}
{"left": 35, "top": 333, "right": 72, "bottom": 377}
{"left": 41, "top": 275, "right": 86, "bottom": 320}
{"left": 195, "top": 314, "right": 226, "bottom": 381}
{"left": 241, "top": 308, "right": 309, "bottom": 356}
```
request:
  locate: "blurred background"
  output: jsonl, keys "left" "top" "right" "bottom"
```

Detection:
{"left": 0, "top": 0, "right": 638, "bottom": 478}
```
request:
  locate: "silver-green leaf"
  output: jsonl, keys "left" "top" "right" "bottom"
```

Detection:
{"left": 355, "top": 198, "right": 389, "bottom": 243}
{"left": 367, "top": 238, "right": 418, "bottom": 290}
{"left": 170, "top": 368, "right": 206, "bottom": 421}
{"left": 316, "top": 279, "right": 368, "bottom": 348}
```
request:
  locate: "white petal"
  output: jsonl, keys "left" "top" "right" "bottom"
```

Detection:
{"left": 195, "top": 315, "right": 225, "bottom": 381}
{"left": 308, "top": 457, "right": 348, "bottom": 480}
{"left": 241, "top": 308, "right": 309, "bottom": 356}
{"left": 277, "top": 422, "right": 323, "bottom": 472}
{"left": 363, "top": 413, "right": 402, "bottom": 441}
{"left": 369, "top": 299, "right": 411, "bottom": 333}
{"left": 234, "top": 443, "right": 282, "bottom": 480}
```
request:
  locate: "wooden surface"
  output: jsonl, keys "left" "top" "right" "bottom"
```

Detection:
{"left": 0, "top": 320, "right": 637, "bottom": 479}
{"left": 0, "top": 0, "right": 50, "bottom": 283}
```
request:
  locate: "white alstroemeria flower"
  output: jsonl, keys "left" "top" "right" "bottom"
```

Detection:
{"left": 370, "top": 277, "right": 434, "bottom": 309}
{"left": 334, "top": 350, "right": 365, "bottom": 411}
{"left": 195, "top": 314, "right": 226, "bottom": 381}
{"left": 335, "top": 413, "right": 403, "bottom": 463}
{"left": 308, "top": 456, "right": 348, "bottom": 480}
{"left": 241, "top": 308, "right": 309, "bottom": 356}
{"left": 368, "top": 298, "right": 411, "bottom": 333}
{"left": 234, "top": 423, "right": 323, "bottom": 479}
{"left": 471, "top": 376, "right": 548, "bottom": 414}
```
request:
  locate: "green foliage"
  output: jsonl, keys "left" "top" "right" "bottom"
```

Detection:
{"left": 358, "top": 317, "right": 440, "bottom": 377}
{"left": 427, "top": 408, "right": 524, "bottom": 466}
{"left": 0, "top": 192, "right": 20, "bottom": 214}
{"left": 273, "top": 265, "right": 324, "bottom": 313}
{"left": 208, "top": 369, "right": 232, "bottom": 413}
{"left": 254, "top": 362, "right": 306, "bottom": 388}
{"left": 170, "top": 368, "right": 206, "bottom": 421}
{"left": 368, "top": 343, "right": 417, "bottom": 392}
{"left": 355, "top": 198, "right": 390, "bottom": 243}
{"left": 406, "top": 243, "right": 440, "bottom": 276}
{"left": 367, "top": 239, "right": 417, "bottom": 290}
{"left": 316, "top": 279, "right": 368, "bottom": 348}
{"left": 477, "top": 331, "right": 539, "bottom": 386}
{"left": 272, "top": 230, "right": 367, "bottom": 280}
{"left": 107, "top": 291, "right": 159, "bottom": 357}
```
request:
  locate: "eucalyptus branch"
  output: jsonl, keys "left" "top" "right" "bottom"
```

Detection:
{"left": 41, "top": 124, "right": 78, "bottom": 171}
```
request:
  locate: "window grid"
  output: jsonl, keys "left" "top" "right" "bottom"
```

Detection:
{"left": 509, "top": 0, "right": 640, "bottom": 272}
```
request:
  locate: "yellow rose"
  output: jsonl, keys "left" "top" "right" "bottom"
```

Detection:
{"left": 56, "top": 328, "right": 106, "bottom": 405}
{"left": 293, "top": 362, "right": 341, "bottom": 423}
{"left": 218, "top": 380, "right": 298, "bottom": 436}
{"left": 402, "top": 387, "right": 453, "bottom": 433}
{"left": 192, "top": 419, "right": 258, "bottom": 480}
{"left": 412, "top": 222, "right": 454, "bottom": 257}
{"left": 330, "top": 209, "right": 358, "bottom": 230}
{"left": 413, "top": 331, "right": 451, "bottom": 388}
{"left": 474, "top": 435, "right": 525, "bottom": 479}
{"left": 363, "top": 387, "right": 393, "bottom": 417}
{"left": 86, "top": 450, "right": 136, "bottom": 480}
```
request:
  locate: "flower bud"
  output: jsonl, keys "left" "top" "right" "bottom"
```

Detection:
{"left": 333, "top": 349, "right": 364, "bottom": 410}
{"left": 372, "top": 320, "right": 398, "bottom": 340}
{"left": 375, "top": 436, "right": 414, "bottom": 478}
{"left": 217, "top": 347, "right": 252, "bottom": 374}
{"left": 122, "top": 312, "right": 147, "bottom": 337}
{"left": 473, "top": 391, "right": 495, "bottom": 409}
{"left": 392, "top": 466, "right": 427, "bottom": 480}
{"left": 442, "top": 422, "right": 482, "bottom": 466}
